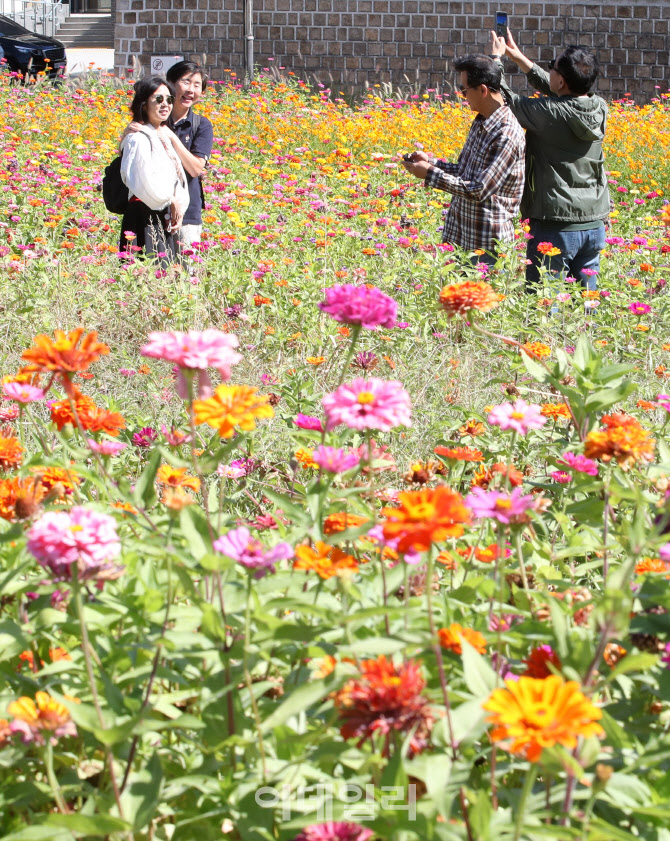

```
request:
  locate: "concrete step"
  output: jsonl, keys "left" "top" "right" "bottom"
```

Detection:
{"left": 57, "top": 14, "right": 114, "bottom": 48}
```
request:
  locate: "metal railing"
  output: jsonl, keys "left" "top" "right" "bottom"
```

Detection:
{"left": 1, "top": 0, "right": 66, "bottom": 38}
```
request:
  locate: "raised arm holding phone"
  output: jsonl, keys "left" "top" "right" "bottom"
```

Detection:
{"left": 490, "top": 29, "right": 610, "bottom": 293}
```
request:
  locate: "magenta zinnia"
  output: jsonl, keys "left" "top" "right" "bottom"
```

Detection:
{"left": 319, "top": 283, "right": 398, "bottom": 329}
{"left": 26, "top": 506, "right": 122, "bottom": 581}
{"left": 312, "top": 445, "right": 359, "bottom": 473}
{"left": 466, "top": 487, "right": 536, "bottom": 525}
{"left": 487, "top": 399, "right": 546, "bottom": 435}
{"left": 213, "top": 526, "right": 293, "bottom": 578}
{"left": 323, "top": 378, "right": 411, "bottom": 431}
{"left": 294, "top": 823, "right": 373, "bottom": 841}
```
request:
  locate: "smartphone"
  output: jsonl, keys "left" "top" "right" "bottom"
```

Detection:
{"left": 495, "top": 11, "right": 508, "bottom": 37}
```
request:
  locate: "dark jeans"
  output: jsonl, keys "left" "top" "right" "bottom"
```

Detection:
{"left": 525, "top": 221, "right": 606, "bottom": 291}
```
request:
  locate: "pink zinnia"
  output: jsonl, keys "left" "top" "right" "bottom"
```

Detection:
{"left": 466, "top": 487, "right": 536, "bottom": 524}
{"left": 557, "top": 451, "right": 599, "bottom": 476}
{"left": 140, "top": 330, "right": 242, "bottom": 398}
{"left": 213, "top": 526, "right": 293, "bottom": 578}
{"left": 657, "top": 394, "right": 670, "bottom": 412}
{"left": 550, "top": 470, "right": 572, "bottom": 484}
{"left": 323, "top": 378, "right": 411, "bottom": 432}
{"left": 87, "top": 439, "right": 127, "bottom": 456}
{"left": 294, "top": 822, "right": 373, "bottom": 841}
{"left": 628, "top": 302, "right": 651, "bottom": 315}
{"left": 488, "top": 400, "right": 546, "bottom": 435}
{"left": 2, "top": 382, "right": 45, "bottom": 403}
{"left": 659, "top": 542, "right": 670, "bottom": 563}
{"left": 319, "top": 283, "right": 398, "bottom": 329}
{"left": 26, "top": 507, "right": 122, "bottom": 582}
{"left": 312, "top": 445, "right": 359, "bottom": 473}
{"left": 294, "top": 413, "right": 324, "bottom": 432}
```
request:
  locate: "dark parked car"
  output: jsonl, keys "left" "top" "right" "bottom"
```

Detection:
{"left": 0, "top": 15, "right": 66, "bottom": 78}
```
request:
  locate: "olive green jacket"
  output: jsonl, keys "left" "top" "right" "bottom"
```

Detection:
{"left": 498, "top": 63, "right": 610, "bottom": 224}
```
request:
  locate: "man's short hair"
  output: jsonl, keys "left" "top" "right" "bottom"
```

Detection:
{"left": 453, "top": 54, "right": 502, "bottom": 92}
{"left": 166, "top": 60, "right": 209, "bottom": 93}
{"left": 555, "top": 46, "right": 599, "bottom": 95}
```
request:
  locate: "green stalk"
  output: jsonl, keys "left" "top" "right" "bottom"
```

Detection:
{"left": 243, "top": 575, "right": 268, "bottom": 780}
{"left": 43, "top": 741, "right": 69, "bottom": 814}
{"left": 336, "top": 323, "right": 362, "bottom": 386}
{"left": 513, "top": 764, "right": 538, "bottom": 841}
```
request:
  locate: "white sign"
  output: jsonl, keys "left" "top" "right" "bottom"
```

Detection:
{"left": 150, "top": 55, "right": 184, "bottom": 75}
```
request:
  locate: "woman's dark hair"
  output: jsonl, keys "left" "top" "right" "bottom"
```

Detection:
{"left": 555, "top": 46, "right": 599, "bottom": 95}
{"left": 166, "top": 60, "right": 209, "bottom": 93}
{"left": 453, "top": 54, "right": 502, "bottom": 92}
{"left": 129, "top": 76, "right": 176, "bottom": 123}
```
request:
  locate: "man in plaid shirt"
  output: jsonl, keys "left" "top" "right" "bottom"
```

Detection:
{"left": 403, "top": 54, "right": 525, "bottom": 263}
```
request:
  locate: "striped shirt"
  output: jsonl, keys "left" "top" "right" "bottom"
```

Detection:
{"left": 425, "top": 105, "right": 525, "bottom": 251}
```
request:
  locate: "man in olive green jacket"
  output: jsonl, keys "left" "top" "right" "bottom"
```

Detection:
{"left": 491, "top": 31, "right": 610, "bottom": 292}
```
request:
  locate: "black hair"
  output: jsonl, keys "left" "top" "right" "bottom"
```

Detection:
{"left": 555, "top": 46, "right": 599, "bottom": 95}
{"left": 166, "top": 60, "right": 209, "bottom": 93}
{"left": 129, "top": 76, "right": 176, "bottom": 123}
{"left": 453, "top": 54, "right": 502, "bottom": 92}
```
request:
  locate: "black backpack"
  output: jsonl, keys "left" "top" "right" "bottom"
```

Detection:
{"left": 102, "top": 154, "right": 129, "bottom": 215}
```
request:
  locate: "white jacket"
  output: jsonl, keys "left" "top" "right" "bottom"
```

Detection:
{"left": 120, "top": 125, "right": 189, "bottom": 214}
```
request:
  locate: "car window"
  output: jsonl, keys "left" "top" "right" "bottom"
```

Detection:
{"left": 0, "top": 16, "right": 31, "bottom": 37}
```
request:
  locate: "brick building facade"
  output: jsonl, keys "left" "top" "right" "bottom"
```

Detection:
{"left": 114, "top": 1, "right": 670, "bottom": 99}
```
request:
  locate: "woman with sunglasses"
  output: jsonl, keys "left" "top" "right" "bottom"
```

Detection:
{"left": 119, "top": 76, "right": 189, "bottom": 267}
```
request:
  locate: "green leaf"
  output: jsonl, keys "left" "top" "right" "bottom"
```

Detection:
{"left": 461, "top": 638, "right": 497, "bottom": 697}
{"left": 520, "top": 348, "right": 550, "bottom": 383}
{"left": 261, "top": 679, "right": 331, "bottom": 734}
{"left": 44, "top": 814, "right": 131, "bottom": 835}
{"left": 132, "top": 446, "right": 162, "bottom": 509}
{"left": 1, "top": 829, "right": 75, "bottom": 841}
{"left": 607, "top": 652, "right": 659, "bottom": 681}
{"left": 0, "top": 620, "right": 32, "bottom": 662}
{"left": 120, "top": 751, "right": 163, "bottom": 831}
{"left": 179, "top": 505, "right": 211, "bottom": 559}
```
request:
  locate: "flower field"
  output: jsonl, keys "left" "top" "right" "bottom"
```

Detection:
{"left": 1, "top": 71, "right": 670, "bottom": 840}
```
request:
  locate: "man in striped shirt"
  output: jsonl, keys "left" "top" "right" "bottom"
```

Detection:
{"left": 402, "top": 54, "right": 525, "bottom": 264}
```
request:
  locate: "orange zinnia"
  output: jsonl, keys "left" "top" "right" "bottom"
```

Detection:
{"left": 438, "top": 280, "right": 501, "bottom": 318}
{"left": 294, "top": 542, "right": 359, "bottom": 579}
{"left": 521, "top": 341, "right": 551, "bottom": 359}
{"left": 438, "top": 623, "right": 487, "bottom": 655}
{"left": 483, "top": 675, "right": 604, "bottom": 762}
{"left": 0, "top": 476, "right": 46, "bottom": 521}
{"left": 323, "top": 512, "right": 368, "bottom": 534}
{"left": 434, "top": 445, "right": 484, "bottom": 462}
{"left": 459, "top": 419, "right": 486, "bottom": 437}
{"left": 50, "top": 392, "right": 125, "bottom": 436}
{"left": 635, "top": 557, "right": 670, "bottom": 576}
{"left": 21, "top": 328, "right": 109, "bottom": 376}
{"left": 583, "top": 413, "right": 655, "bottom": 469}
{"left": 32, "top": 466, "right": 81, "bottom": 497}
{"left": 193, "top": 384, "right": 274, "bottom": 438}
{"left": 0, "top": 429, "right": 23, "bottom": 470}
{"left": 381, "top": 485, "right": 471, "bottom": 553}
{"left": 294, "top": 448, "right": 319, "bottom": 469}
{"left": 540, "top": 403, "right": 572, "bottom": 421}
{"left": 156, "top": 464, "right": 201, "bottom": 492}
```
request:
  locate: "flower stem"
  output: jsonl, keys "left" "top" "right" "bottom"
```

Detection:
{"left": 243, "top": 575, "right": 267, "bottom": 780}
{"left": 426, "top": 546, "right": 458, "bottom": 760}
{"left": 336, "top": 324, "right": 362, "bottom": 386}
{"left": 43, "top": 741, "right": 69, "bottom": 814}
{"left": 513, "top": 764, "right": 537, "bottom": 841}
{"left": 72, "top": 569, "right": 126, "bottom": 823}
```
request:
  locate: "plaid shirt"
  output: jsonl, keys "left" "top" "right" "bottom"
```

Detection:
{"left": 425, "top": 105, "right": 525, "bottom": 250}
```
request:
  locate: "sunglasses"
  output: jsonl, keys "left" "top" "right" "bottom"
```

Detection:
{"left": 458, "top": 85, "right": 473, "bottom": 95}
{"left": 548, "top": 59, "right": 560, "bottom": 72}
{"left": 150, "top": 94, "right": 174, "bottom": 105}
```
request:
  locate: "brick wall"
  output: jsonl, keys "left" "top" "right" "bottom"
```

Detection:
{"left": 114, "top": 0, "right": 670, "bottom": 99}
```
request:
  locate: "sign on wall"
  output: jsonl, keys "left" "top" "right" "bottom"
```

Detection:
{"left": 150, "top": 55, "right": 184, "bottom": 75}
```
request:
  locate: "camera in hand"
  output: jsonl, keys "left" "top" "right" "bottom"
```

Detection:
{"left": 402, "top": 153, "right": 415, "bottom": 162}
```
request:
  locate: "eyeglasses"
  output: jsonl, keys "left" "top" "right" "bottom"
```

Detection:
{"left": 458, "top": 85, "right": 473, "bottom": 96}
{"left": 150, "top": 94, "right": 174, "bottom": 105}
{"left": 548, "top": 59, "right": 561, "bottom": 73}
